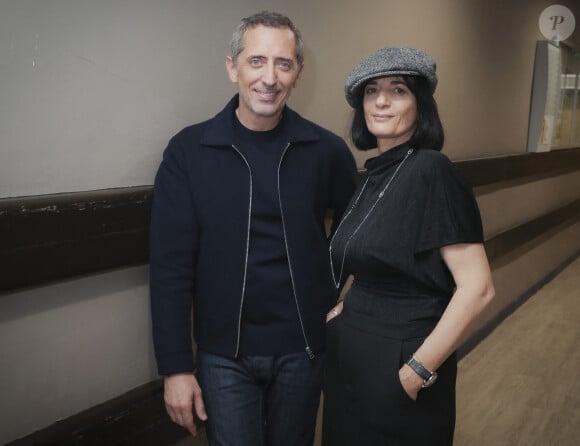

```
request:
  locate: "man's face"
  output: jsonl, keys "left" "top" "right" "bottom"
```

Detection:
{"left": 226, "top": 25, "right": 303, "bottom": 131}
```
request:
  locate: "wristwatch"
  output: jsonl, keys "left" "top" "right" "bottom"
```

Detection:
{"left": 406, "top": 356, "right": 438, "bottom": 388}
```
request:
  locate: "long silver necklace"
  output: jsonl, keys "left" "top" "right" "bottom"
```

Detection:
{"left": 329, "top": 148, "right": 414, "bottom": 289}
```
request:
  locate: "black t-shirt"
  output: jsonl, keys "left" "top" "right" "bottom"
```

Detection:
{"left": 233, "top": 117, "right": 304, "bottom": 355}
{"left": 330, "top": 142, "right": 483, "bottom": 321}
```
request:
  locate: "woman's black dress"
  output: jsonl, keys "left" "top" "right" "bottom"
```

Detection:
{"left": 323, "top": 142, "right": 483, "bottom": 446}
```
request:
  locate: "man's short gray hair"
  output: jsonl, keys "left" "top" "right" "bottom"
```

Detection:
{"left": 230, "top": 11, "right": 304, "bottom": 65}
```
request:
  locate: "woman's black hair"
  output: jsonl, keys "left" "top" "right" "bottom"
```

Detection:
{"left": 350, "top": 75, "right": 444, "bottom": 151}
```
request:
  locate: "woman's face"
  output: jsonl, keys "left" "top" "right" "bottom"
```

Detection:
{"left": 363, "top": 76, "right": 417, "bottom": 152}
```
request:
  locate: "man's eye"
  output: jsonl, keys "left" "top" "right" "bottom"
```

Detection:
{"left": 278, "top": 61, "right": 291, "bottom": 70}
{"left": 250, "top": 58, "right": 262, "bottom": 66}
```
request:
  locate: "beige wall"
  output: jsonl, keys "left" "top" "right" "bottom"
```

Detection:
{"left": 478, "top": 220, "right": 580, "bottom": 334}
{"left": 1, "top": 0, "right": 579, "bottom": 443}
{"left": 472, "top": 168, "right": 580, "bottom": 337}
{"left": 0, "top": 266, "right": 155, "bottom": 443}
{"left": 1, "top": 0, "right": 579, "bottom": 197}
{"left": 293, "top": 0, "right": 580, "bottom": 165}
{"left": 476, "top": 170, "right": 580, "bottom": 238}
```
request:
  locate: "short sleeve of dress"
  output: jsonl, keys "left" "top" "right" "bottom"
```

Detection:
{"left": 414, "top": 153, "right": 483, "bottom": 253}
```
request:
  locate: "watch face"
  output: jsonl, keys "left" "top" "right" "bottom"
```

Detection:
{"left": 422, "top": 372, "right": 438, "bottom": 388}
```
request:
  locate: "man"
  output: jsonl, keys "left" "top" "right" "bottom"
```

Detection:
{"left": 150, "top": 11, "right": 357, "bottom": 446}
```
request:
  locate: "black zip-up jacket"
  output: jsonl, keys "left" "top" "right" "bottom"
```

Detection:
{"left": 150, "top": 96, "right": 357, "bottom": 375}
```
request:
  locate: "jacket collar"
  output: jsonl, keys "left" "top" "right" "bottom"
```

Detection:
{"left": 200, "top": 95, "right": 320, "bottom": 147}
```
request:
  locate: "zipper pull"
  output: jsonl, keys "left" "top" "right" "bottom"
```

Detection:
{"left": 305, "top": 346, "right": 315, "bottom": 360}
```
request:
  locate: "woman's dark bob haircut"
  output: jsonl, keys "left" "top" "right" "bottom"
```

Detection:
{"left": 350, "top": 74, "right": 444, "bottom": 151}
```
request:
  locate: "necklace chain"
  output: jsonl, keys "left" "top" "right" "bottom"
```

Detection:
{"left": 329, "top": 148, "right": 414, "bottom": 289}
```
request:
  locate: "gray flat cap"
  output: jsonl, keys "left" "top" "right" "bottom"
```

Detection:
{"left": 345, "top": 47, "right": 437, "bottom": 107}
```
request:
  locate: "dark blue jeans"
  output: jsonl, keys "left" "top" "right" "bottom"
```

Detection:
{"left": 196, "top": 349, "right": 325, "bottom": 446}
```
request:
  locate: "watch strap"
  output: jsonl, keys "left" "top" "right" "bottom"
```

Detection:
{"left": 406, "top": 356, "right": 432, "bottom": 380}
{"left": 406, "top": 356, "right": 438, "bottom": 387}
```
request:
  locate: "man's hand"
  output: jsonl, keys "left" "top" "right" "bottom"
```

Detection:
{"left": 164, "top": 373, "right": 208, "bottom": 436}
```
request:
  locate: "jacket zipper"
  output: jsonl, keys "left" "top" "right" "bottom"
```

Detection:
{"left": 231, "top": 144, "right": 252, "bottom": 358}
{"left": 278, "top": 143, "right": 315, "bottom": 360}
{"left": 231, "top": 142, "right": 314, "bottom": 360}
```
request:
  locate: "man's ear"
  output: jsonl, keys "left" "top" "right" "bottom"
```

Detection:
{"left": 293, "top": 63, "right": 305, "bottom": 88}
{"left": 225, "top": 56, "right": 238, "bottom": 83}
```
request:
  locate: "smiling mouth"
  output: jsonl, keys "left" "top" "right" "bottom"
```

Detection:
{"left": 255, "top": 90, "right": 279, "bottom": 101}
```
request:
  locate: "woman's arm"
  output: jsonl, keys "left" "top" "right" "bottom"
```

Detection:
{"left": 399, "top": 243, "right": 495, "bottom": 399}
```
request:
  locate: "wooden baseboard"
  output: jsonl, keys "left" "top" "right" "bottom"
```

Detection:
{"left": 1, "top": 148, "right": 579, "bottom": 293}
{"left": 5, "top": 380, "right": 194, "bottom": 446}
{"left": 0, "top": 187, "right": 151, "bottom": 293}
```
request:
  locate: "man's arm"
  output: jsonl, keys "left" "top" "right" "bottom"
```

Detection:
{"left": 150, "top": 137, "right": 207, "bottom": 435}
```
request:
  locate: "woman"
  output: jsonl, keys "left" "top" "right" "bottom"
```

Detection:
{"left": 322, "top": 47, "right": 495, "bottom": 445}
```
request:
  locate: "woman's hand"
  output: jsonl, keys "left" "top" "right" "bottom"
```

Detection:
{"left": 398, "top": 364, "right": 423, "bottom": 401}
{"left": 326, "top": 301, "right": 344, "bottom": 322}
